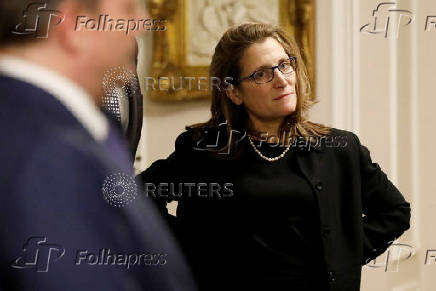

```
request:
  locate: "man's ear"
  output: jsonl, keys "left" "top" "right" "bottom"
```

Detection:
{"left": 225, "top": 84, "right": 243, "bottom": 105}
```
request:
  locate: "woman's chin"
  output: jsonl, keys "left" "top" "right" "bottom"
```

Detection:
{"left": 280, "top": 103, "right": 296, "bottom": 115}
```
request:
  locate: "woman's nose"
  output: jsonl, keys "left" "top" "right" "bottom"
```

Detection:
{"left": 272, "top": 69, "right": 289, "bottom": 87}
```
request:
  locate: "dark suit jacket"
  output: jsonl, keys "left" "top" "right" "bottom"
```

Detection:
{"left": 0, "top": 76, "right": 196, "bottom": 291}
{"left": 139, "top": 126, "right": 411, "bottom": 291}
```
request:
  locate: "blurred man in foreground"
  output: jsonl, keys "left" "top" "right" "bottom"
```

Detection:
{"left": 0, "top": 0, "right": 196, "bottom": 290}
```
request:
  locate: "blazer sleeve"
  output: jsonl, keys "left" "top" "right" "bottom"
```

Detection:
{"left": 351, "top": 133, "right": 411, "bottom": 265}
{"left": 137, "top": 131, "right": 194, "bottom": 228}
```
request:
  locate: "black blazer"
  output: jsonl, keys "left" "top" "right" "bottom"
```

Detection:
{"left": 139, "top": 127, "right": 411, "bottom": 291}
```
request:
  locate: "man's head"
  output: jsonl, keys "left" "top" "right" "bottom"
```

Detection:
{"left": 0, "top": 0, "right": 145, "bottom": 103}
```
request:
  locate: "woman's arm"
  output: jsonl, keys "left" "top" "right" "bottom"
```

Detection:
{"left": 138, "top": 153, "right": 178, "bottom": 220}
{"left": 137, "top": 131, "right": 194, "bottom": 229}
{"left": 351, "top": 133, "right": 411, "bottom": 265}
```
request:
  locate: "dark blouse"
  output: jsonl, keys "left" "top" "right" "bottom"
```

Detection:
{"left": 140, "top": 135, "right": 330, "bottom": 290}
{"left": 231, "top": 138, "right": 329, "bottom": 290}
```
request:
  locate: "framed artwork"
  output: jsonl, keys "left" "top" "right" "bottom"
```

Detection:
{"left": 146, "top": 0, "right": 315, "bottom": 101}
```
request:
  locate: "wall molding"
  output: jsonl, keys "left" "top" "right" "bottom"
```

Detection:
{"left": 330, "top": 0, "right": 360, "bottom": 133}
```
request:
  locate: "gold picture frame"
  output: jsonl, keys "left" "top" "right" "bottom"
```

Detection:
{"left": 146, "top": 0, "right": 315, "bottom": 101}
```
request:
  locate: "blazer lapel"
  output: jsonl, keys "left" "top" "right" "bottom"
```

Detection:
{"left": 293, "top": 136, "right": 323, "bottom": 184}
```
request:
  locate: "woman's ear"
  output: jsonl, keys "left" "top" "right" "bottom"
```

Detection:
{"left": 225, "top": 84, "right": 243, "bottom": 105}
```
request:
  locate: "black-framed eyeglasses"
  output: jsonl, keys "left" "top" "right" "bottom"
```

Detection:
{"left": 237, "top": 56, "right": 297, "bottom": 84}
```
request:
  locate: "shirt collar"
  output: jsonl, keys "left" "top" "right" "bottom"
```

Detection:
{"left": 0, "top": 56, "right": 108, "bottom": 142}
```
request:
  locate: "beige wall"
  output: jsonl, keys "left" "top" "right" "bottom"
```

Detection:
{"left": 136, "top": 0, "right": 435, "bottom": 289}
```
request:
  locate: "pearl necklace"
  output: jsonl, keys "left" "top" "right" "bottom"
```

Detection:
{"left": 248, "top": 136, "right": 291, "bottom": 162}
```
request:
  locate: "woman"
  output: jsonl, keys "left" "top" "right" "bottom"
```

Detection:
{"left": 139, "top": 23, "right": 411, "bottom": 291}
